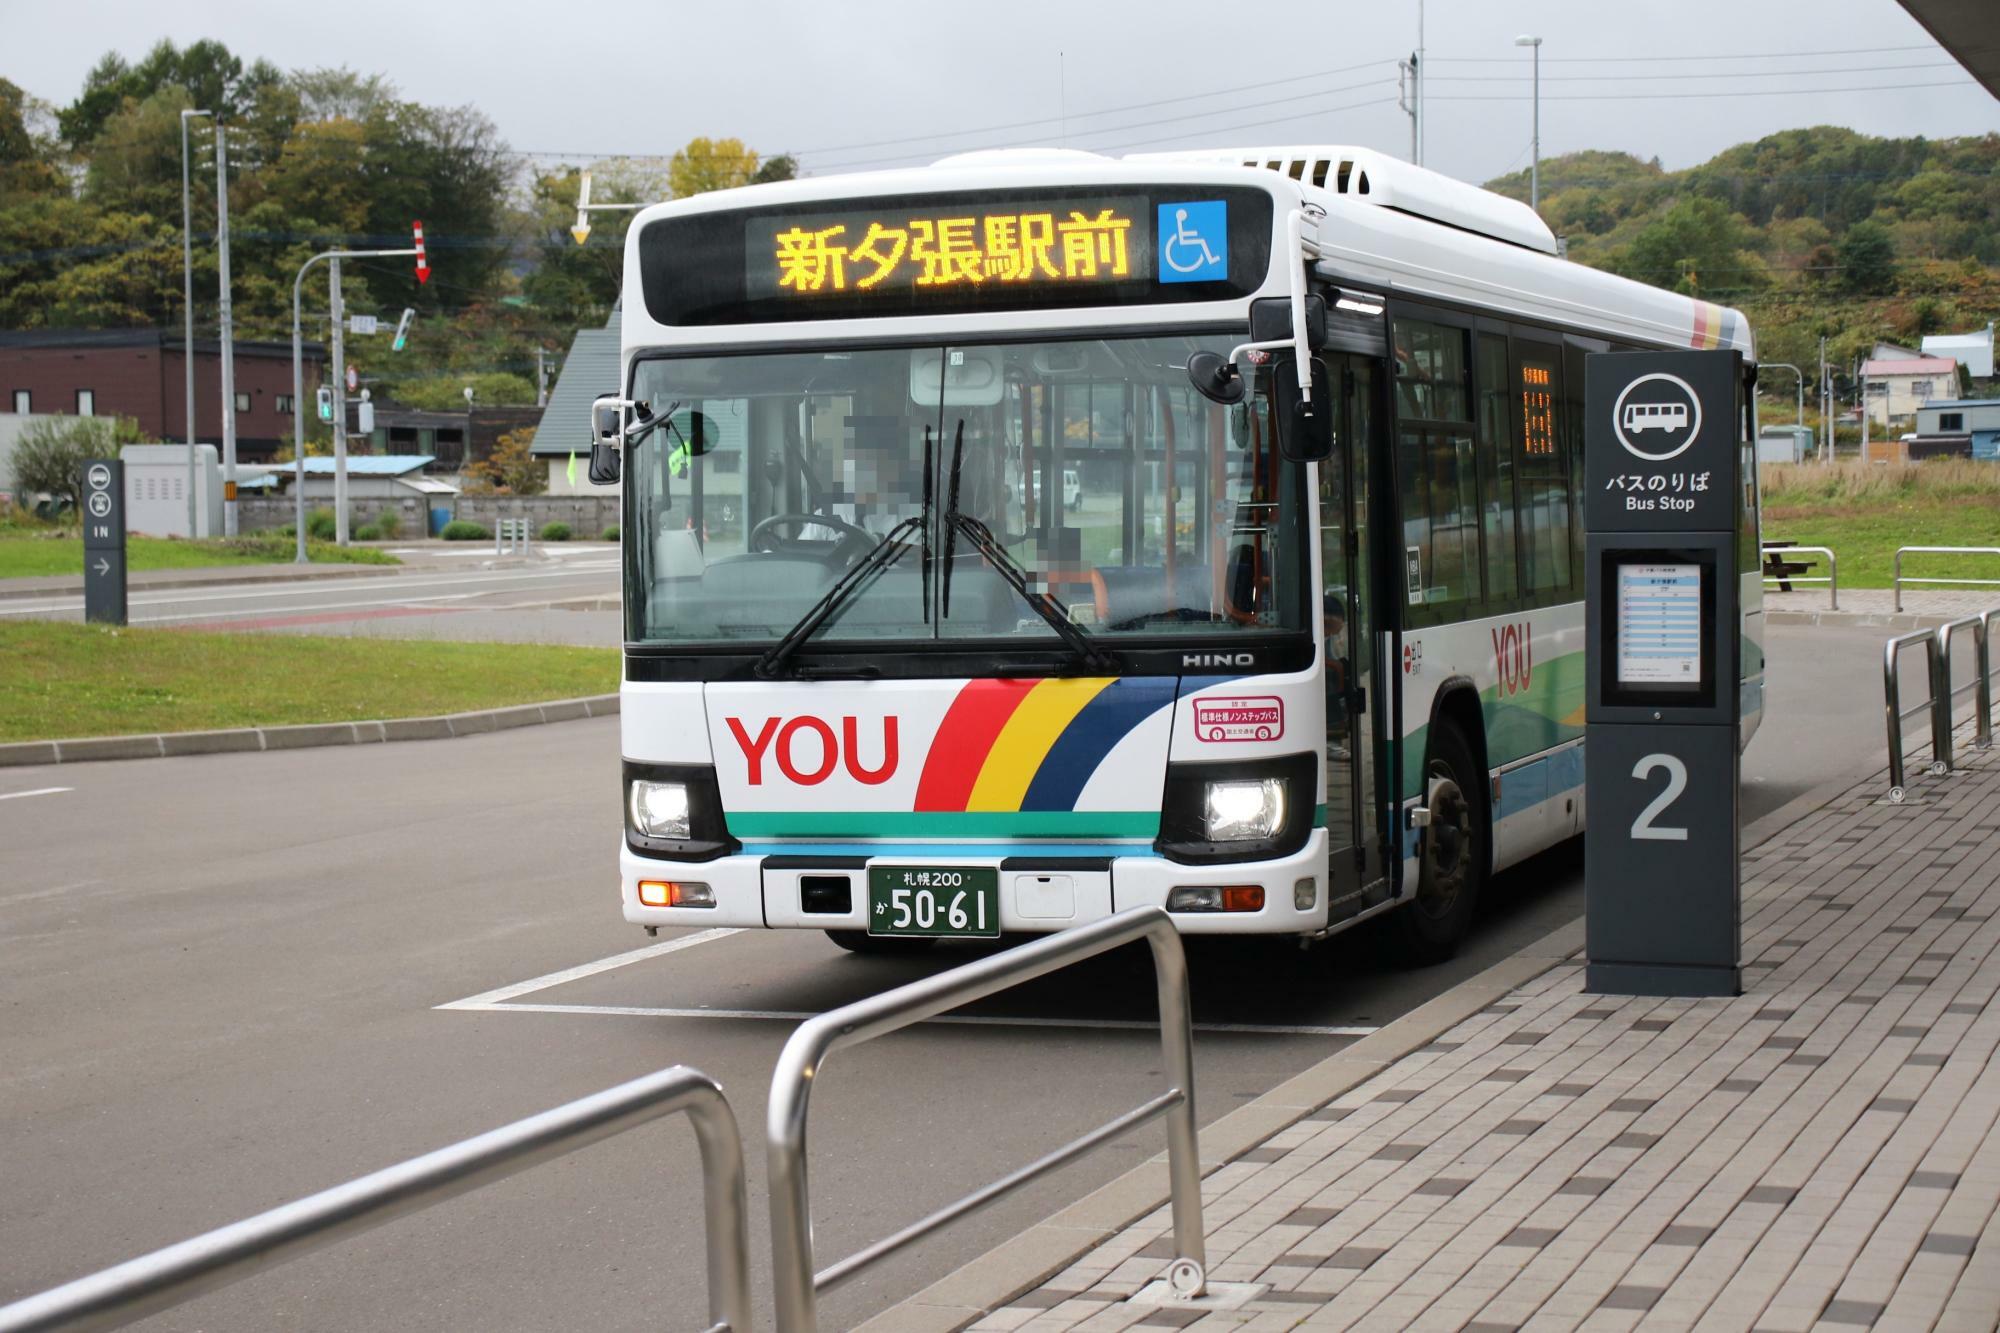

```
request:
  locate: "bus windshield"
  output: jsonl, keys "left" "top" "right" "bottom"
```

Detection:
{"left": 625, "top": 333, "right": 1302, "bottom": 652}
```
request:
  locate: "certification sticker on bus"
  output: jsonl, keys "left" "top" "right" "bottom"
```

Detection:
{"left": 867, "top": 865, "right": 1001, "bottom": 938}
{"left": 1193, "top": 696, "right": 1284, "bottom": 743}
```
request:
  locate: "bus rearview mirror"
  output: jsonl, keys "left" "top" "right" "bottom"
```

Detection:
{"left": 1187, "top": 351, "right": 1247, "bottom": 406}
{"left": 1275, "top": 358, "right": 1334, "bottom": 464}
{"left": 588, "top": 440, "right": 621, "bottom": 485}
{"left": 591, "top": 397, "right": 624, "bottom": 445}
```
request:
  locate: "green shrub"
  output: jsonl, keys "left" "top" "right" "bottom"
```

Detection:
{"left": 539, "top": 521, "right": 573, "bottom": 542}
{"left": 305, "top": 508, "right": 337, "bottom": 541}
{"left": 372, "top": 509, "right": 402, "bottom": 539}
{"left": 602, "top": 525, "right": 620, "bottom": 542}
{"left": 353, "top": 523, "right": 383, "bottom": 541}
{"left": 440, "top": 520, "right": 490, "bottom": 541}
{"left": 270, "top": 524, "right": 296, "bottom": 538}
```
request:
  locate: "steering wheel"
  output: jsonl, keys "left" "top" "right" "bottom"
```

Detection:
{"left": 750, "top": 512, "right": 875, "bottom": 554}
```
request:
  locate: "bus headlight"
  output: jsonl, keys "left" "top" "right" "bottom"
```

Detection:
{"left": 1205, "top": 778, "right": 1287, "bottom": 841}
{"left": 629, "top": 780, "right": 692, "bottom": 840}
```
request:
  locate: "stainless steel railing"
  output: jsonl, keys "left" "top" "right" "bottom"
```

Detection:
{"left": 1893, "top": 545, "right": 2000, "bottom": 612}
{"left": 767, "top": 906, "right": 1206, "bottom": 1333}
{"left": 1884, "top": 628, "right": 1944, "bottom": 801}
{"left": 495, "top": 516, "right": 533, "bottom": 555}
{"left": 1936, "top": 614, "right": 1995, "bottom": 771}
{"left": 0, "top": 1066, "right": 753, "bottom": 1333}
{"left": 1760, "top": 543, "right": 1838, "bottom": 610}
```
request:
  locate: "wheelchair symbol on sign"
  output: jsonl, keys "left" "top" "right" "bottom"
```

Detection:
{"left": 1163, "top": 209, "right": 1220, "bottom": 275}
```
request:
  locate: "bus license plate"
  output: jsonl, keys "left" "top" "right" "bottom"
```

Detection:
{"left": 866, "top": 866, "right": 1000, "bottom": 938}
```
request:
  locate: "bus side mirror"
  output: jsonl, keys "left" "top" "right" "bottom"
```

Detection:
{"left": 1187, "top": 351, "right": 1247, "bottom": 405}
{"left": 589, "top": 395, "right": 624, "bottom": 485}
{"left": 1274, "top": 358, "right": 1334, "bottom": 464}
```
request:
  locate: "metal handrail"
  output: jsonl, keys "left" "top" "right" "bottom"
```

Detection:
{"left": 0, "top": 1066, "right": 753, "bottom": 1333}
{"left": 767, "top": 906, "right": 1205, "bottom": 1333}
{"left": 1936, "top": 614, "right": 1994, "bottom": 766}
{"left": 1893, "top": 546, "right": 2000, "bottom": 612}
{"left": 1884, "top": 628, "right": 1944, "bottom": 801}
{"left": 1760, "top": 542, "right": 1838, "bottom": 610}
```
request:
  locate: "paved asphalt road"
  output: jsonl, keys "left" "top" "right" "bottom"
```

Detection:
{"left": 0, "top": 621, "right": 1889, "bottom": 1331}
{"left": 0, "top": 545, "right": 621, "bottom": 646}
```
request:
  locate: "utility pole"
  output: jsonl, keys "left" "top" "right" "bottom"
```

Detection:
{"left": 536, "top": 346, "right": 549, "bottom": 407}
{"left": 214, "top": 122, "right": 239, "bottom": 536}
{"left": 330, "top": 256, "right": 348, "bottom": 545}
{"left": 1398, "top": 58, "right": 1418, "bottom": 162}
{"left": 1415, "top": 0, "right": 1426, "bottom": 166}
{"left": 179, "top": 108, "right": 212, "bottom": 538}
{"left": 1819, "top": 336, "right": 1831, "bottom": 463}
{"left": 1515, "top": 35, "right": 1542, "bottom": 211}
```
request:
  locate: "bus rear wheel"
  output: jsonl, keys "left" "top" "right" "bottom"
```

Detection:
{"left": 826, "top": 930, "right": 938, "bottom": 956}
{"left": 1396, "top": 722, "right": 1486, "bottom": 965}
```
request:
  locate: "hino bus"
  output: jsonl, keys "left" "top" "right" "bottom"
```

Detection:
{"left": 597, "top": 144, "right": 1762, "bottom": 961}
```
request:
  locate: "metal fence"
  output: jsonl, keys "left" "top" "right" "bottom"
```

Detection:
{"left": 1882, "top": 606, "right": 2000, "bottom": 801}
{"left": 1760, "top": 543, "right": 1838, "bottom": 610}
{"left": 1893, "top": 546, "right": 2000, "bottom": 613}
{"left": 0, "top": 1066, "right": 752, "bottom": 1333}
{"left": 766, "top": 906, "right": 1206, "bottom": 1333}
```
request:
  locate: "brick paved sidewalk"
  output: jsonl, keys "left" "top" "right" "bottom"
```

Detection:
{"left": 1765, "top": 587, "right": 1999, "bottom": 624}
{"left": 973, "top": 743, "right": 2000, "bottom": 1332}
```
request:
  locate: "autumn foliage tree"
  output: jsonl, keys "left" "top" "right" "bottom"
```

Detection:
{"left": 462, "top": 429, "right": 545, "bottom": 496}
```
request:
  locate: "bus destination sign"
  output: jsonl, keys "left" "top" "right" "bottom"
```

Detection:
{"left": 750, "top": 197, "right": 1152, "bottom": 298}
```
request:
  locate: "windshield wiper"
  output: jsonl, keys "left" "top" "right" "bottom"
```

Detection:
{"left": 754, "top": 514, "right": 926, "bottom": 679}
{"left": 938, "top": 420, "right": 1116, "bottom": 675}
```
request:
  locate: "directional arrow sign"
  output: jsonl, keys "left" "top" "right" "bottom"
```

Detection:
{"left": 94, "top": 556, "right": 111, "bottom": 576}
{"left": 412, "top": 219, "right": 430, "bottom": 285}
{"left": 573, "top": 171, "right": 593, "bottom": 245}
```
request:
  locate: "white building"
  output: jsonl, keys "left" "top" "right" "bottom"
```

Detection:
{"left": 1860, "top": 355, "right": 1959, "bottom": 428}
{"left": 1922, "top": 325, "right": 1995, "bottom": 380}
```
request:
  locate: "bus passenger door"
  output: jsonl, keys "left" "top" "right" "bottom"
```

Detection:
{"left": 1320, "top": 354, "right": 1388, "bottom": 914}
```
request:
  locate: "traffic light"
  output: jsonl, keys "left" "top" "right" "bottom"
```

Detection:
{"left": 316, "top": 386, "right": 333, "bottom": 423}
{"left": 392, "top": 307, "right": 415, "bottom": 352}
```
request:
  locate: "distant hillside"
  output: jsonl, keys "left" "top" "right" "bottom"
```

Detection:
{"left": 1485, "top": 127, "right": 2000, "bottom": 387}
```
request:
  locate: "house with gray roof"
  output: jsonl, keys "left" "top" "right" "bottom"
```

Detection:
{"left": 528, "top": 312, "right": 621, "bottom": 496}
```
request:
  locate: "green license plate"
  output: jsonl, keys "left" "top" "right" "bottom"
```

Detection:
{"left": 866, "top": 866, "right": 1000, "bottom": 938}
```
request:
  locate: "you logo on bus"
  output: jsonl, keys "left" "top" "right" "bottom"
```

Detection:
{"left": 1491, "top": 621, "right": 1535, "bottom": 697}
{"left": 725, "top": 715, "right": 899, "bottom": 786}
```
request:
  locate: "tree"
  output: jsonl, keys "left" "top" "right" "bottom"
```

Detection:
{"left": 390, "top": 373, "right": 537, "bottom": 411}
{"left": 9, "top": 415, "right": 140, "bottom": 511}
{"left": 1616, "top": 196, "right": 1764, "bottom": 296}
{"left": 1837, "top": 220, "right": 1897, "bottom": 295}
{"left": 669, "top": 137, "right": 761, "bottom": 197}
{"left": 0, "top": 78, "right": 65, "bottom": 200}
{"left": 462, "top": 429, "right": 545, "bottom": 495}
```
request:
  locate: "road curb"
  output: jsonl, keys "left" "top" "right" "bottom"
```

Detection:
{"left": 855, "top": 748, "right": 1901, "bottom": 1333}
{"left": 0, "top": 695, "right": 619, "bottom": 768}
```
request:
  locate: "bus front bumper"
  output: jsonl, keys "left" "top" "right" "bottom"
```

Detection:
{"left": 620, "top": 831, "right": 1332, "bottom": 937}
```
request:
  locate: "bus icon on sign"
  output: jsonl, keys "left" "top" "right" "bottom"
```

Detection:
{"left": 1621, "top": 401, "right": 1688, "bottom": 434}
{"left": 1193, "top": 696, "right": 1283, "bottom": 742}
{"left": 1611, "top": 371, "right": 1703, "bottom": 461}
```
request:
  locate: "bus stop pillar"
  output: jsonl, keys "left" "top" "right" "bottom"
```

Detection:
{"left": 1582, "top": 351, "right": 1744, "bottom": 997}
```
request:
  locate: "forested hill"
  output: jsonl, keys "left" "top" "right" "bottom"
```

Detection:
{"left": 1484, "top": 127, "right": 2000, "bottom": 379}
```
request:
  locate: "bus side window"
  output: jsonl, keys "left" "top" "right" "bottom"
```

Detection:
{"left": 1514, "top": 340, "right": 1571, "bottom": 605}
{"left": 1476, "top": 333, "right": 1518, "bottom": 605}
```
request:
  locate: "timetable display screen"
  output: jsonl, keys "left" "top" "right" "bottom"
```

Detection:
{"left": 638, "top": 185, "right": 1274, "bottom": 326}
{"left": 1616, "top": 562, "right": 1702, "bottom": 685}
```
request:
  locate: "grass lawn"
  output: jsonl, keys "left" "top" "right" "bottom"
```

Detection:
{"left": 0, "top": 622, "right": 618, "bottom": 742}
{"left": 0, "top": 532, "right": 398, "bottom": 579}
{"left": 1760, "top": 461, "right": 2000, "bottom": 589}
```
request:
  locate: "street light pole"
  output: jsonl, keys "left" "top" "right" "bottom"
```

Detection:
{"left": 179, "top": 108, "right": 212, "bottom": 538}
{"left": 290, "top": 246, "right": 420, "bottom": 563}
{"left": 214, "top": 121, "right": 238, "bottom": 537}
{"left": 1762, "top": 363, "right": 1806, "bottom": 430}
{"left": 1515, "top": 35, "right": 1542, "bottom": 212}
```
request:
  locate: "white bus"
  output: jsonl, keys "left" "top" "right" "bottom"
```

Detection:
{"left": 598, "top": 144, "right": 1762, "bottom": 961}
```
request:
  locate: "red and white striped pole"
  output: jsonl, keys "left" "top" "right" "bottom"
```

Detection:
{"left": 412, "top": 220, "right": 430, "bottom": 285}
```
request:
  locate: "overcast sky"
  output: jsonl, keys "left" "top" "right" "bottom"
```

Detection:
{"left": 7, "top": 0, "right": 1996, "bottom": 186}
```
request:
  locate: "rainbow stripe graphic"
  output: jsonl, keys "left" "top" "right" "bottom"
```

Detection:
{"left": 728, "top": 676, "right": 1177, "bottom": 840}
{"left": 916, "top": 677, "right": 1178, "bottom": 812}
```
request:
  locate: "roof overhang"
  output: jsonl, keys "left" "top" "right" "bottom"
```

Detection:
{"left": 1894, "top": 0, "right": 2000, "bottom": 97}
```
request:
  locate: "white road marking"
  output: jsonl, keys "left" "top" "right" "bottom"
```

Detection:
{"left": 435, "top": 928, "right": 742, "bottom": 1009}
{"left": 0, "top": 787, "right": 73, "bottom": 802}
{"left": 446, "top": 1000, "right": 1377, "bottom": 1038}
{"left": 0, "top": 878, "right": 104, "bottom": 906}
{"left": 0, "top": 563, "right": 619, "bottom": 618}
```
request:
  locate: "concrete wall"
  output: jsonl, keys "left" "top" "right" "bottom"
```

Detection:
{"left": 235, "top": 492, "right": 621, "bottom": 538}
